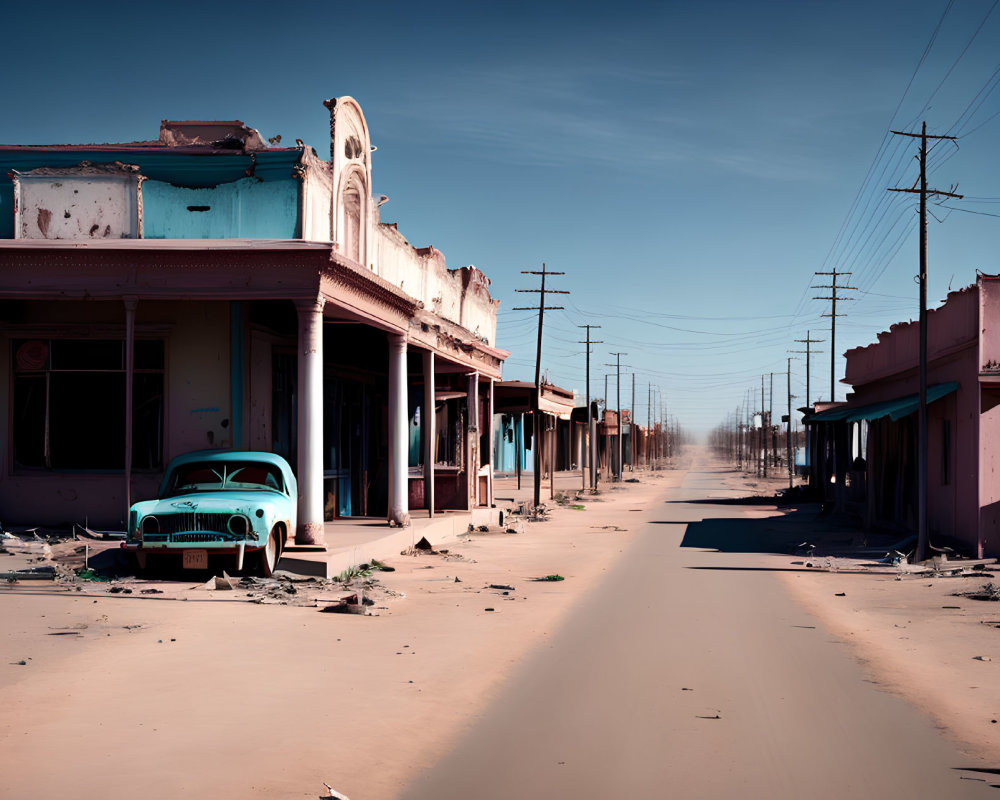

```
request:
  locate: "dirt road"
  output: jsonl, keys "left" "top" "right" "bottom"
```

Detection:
{"left": 2, "top": 450, "right": 997, "bottom": 799}
{"left": 402, "top": 458, "right": 995, "bottom": 799}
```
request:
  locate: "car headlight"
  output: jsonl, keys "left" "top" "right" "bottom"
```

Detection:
{"left": 139, "top": 516, "right": 160, "bottom": 540}
{"left": 228, "top": 514, "right": 252, "bottom": 539}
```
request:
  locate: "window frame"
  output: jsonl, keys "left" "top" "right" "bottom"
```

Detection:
{"left": 10, "top": 334, "right": 167, "bottom": 474}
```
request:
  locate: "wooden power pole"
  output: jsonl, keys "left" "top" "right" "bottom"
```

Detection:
{"left": 578, "top": 324, "right": 602, "bottom": 491}
{"left": 889, "top": 122, "right": 961, "bottom": 562}
{"left": 514, "top": 263, "right": 568, "bottom": 510}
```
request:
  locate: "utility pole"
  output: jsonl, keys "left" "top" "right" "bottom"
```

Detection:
{"left": 889, "top": 122, "right": 961, "bottom": 562}
{"left": 769, "top": 371, "right": 776, "bottom": 468}
{"left": 814, "top": 270, "right": 856, "bottom": 402}
{"left": 577, "top": 325, "right": 603, "bottom": 492}
{"left": 647, "top": 384, "right": 652, "bottom": 469}
{"left": 787, "top": 357, "right": 794, "bottom": 490}
{"left": 791, "top": 331, "right": 824, "bottom": 412}
{"left": 606, "top": 353, "right": 627, "bottom": 481}
{"left": 761, "top": 375, "right": 767, "bottom": 478}
{"left": 514, "top": 263, "right": 568, "bottom": 511}
{"left": 630, "top": 372, "right": 635, "bottom": 472}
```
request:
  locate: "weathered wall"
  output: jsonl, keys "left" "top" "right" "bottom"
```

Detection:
{"left": 301, "top": 159, "right": 333, "bottom": 241}
{"left": 374, "top": 223, "right": 499, "bottom": 346}
{"left": 164, "top": 302, "right": 232, "bottom": 460}
{"left": 143, "top": 178, "right": 298, "bottom": 239}
{"left": 980, "top": 277, "right": 1000, "bottom": 370}
{"left": 15, "top": 172, "right": 141, "bottom": 240}
{"left": 845, "top": 285, "right": 979, "bottom": 388}
{"left": 0, "top": 299, "right": 233, "bottom": 526}
{"left": 979, "top": 388, "right": 1000, "bottom": 556}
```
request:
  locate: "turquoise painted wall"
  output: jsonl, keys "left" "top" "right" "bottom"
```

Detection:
{"left": 143, "top": 177, "right": 298, "bottom": 238}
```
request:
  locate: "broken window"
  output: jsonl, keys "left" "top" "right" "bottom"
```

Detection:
{"left": 435, "top": 398, "right": 464, "bottom": 468}
{"left": 12, "top": 338, "right": 164, "bottom": 471}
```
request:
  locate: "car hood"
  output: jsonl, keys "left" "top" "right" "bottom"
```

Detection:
{"left": 132, "top": 491, "right": 288, "bottom": 517}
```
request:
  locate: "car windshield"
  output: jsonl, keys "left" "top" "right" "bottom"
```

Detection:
{"left": 164, "top": 460, "right": 285, "bottom": 496}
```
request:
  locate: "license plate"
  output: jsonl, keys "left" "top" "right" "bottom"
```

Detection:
{"left": 182, "top": 549, "right": 208, "bottom": 570}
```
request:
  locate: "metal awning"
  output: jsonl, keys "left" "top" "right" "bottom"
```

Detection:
{"left": 809, "top": 382, "right": 959, "bottom": 423}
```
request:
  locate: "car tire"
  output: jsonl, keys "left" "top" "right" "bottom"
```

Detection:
{"left": 258, "top": 528, "right": 281, "bottom": 578}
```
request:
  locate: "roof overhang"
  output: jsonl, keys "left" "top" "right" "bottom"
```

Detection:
{"left": 807, "top": 382, "right": 959, "bottom": 424}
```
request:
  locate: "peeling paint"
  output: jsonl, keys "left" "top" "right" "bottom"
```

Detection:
{"left": 36, "top": 208, "right": 51, "bottom": 237}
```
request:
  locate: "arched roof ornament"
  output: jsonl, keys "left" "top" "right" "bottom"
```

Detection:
{"left": 324, "top": 96, "right": 374, "bottom": 264}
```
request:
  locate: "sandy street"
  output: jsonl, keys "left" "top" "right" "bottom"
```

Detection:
{"left": 2, "top": 449, "right": 999, "bottom": 799}
{"left": 401, "top": 459, "right": 998, "bottom": 799}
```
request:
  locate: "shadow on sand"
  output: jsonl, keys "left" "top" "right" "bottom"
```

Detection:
{"left": 655, "top": 500, "right": 899, "bottom": 558}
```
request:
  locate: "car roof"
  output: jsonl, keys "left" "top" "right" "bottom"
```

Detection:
{"left": 166, "top": 450, "right": 292, "bottom": 471}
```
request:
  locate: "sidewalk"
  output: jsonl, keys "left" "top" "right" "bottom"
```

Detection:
{"left": 277, "top": 467, "right": 640, "bottom": 578}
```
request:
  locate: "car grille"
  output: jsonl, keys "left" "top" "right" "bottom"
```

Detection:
{"left": 141, "top": 513, "right": 252, "bottom": 543}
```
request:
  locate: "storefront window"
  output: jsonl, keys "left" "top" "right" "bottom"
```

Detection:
{"left": 12, "top": 338, "right": 164, "bottom": 470}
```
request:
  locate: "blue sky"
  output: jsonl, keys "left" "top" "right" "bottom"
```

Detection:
{"left": 5, "top": 0, "right": 1000, "bottom": 435}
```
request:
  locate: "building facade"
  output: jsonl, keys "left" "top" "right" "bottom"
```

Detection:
{"left": 806, "top": 274, "right": 1000, "bottom": 557}
{"left": 0, "top": 98, "right": 506, "bottom": 545}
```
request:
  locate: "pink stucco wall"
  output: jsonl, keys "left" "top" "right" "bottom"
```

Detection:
{"left": 842, "top": 280, "right": 985, "bottom": 551}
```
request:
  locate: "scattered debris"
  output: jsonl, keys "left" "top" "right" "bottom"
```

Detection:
{"left": 973, "top": 655, "right": 992, "bottom": 662}
{"left": 320, "top": 604, "right": 366, "bottom": 615}
{"left": 1, "top": 566, "right": 57, "bottom": 582}
{"left": 590, "top": 525, "right": 626, "bottom": 532}
{"left": 0, "top": 532, "right": 52, "bottom": 558}
{"left": 214, "top": 573, "right": 239, "bottom": 591}
{"left": 489, "top": 584, "right": 515, "bottom": 591}
{"left": 958, "top": 582, "right": 1000, "bottom": 602}
{"left": 321, "top": 782, "right": 351, "bottom": 800}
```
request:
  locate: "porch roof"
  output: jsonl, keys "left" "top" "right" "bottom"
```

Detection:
{"left": 809, "top": 381, "right": 959, "bottom": 424}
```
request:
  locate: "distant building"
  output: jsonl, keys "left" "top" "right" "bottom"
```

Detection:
{"left": 0, "top": 98, "right": 506, "bottom": 543}
{"left": 806, "top": 273, "right": 1000, "bottom": 557}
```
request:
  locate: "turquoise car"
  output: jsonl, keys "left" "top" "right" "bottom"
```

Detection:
{"left": 124, "top": 450, "right": 297, "bottom": 577}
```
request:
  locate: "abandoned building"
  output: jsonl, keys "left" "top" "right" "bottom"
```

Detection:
{"left": 805, "top": 273, "right": 1000, "bottom": 558}
{"left": 0, "top": 97, "right": 506, "bottom": 545}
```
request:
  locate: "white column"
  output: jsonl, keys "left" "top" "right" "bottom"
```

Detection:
{"left": 468, "top": 372, "right": 480, "bottom": 507}
{"left": 295, "top": 296, "right": 326, "bottom": 547}
{"left": 123, "top": 296, "right": 138, "bottom": 525}
{"left": 422, "top": 351, "right": 435, "bottom": 517}
{"left": 487, "top": 377, "right": 495, "bottom": 508}
{"left": 388, "top": 333, "right": 410, "bottom": 526}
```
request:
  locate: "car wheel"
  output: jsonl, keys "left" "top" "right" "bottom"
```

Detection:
{"left": 258, "top": 528, "right": 281, "bottom": 578}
